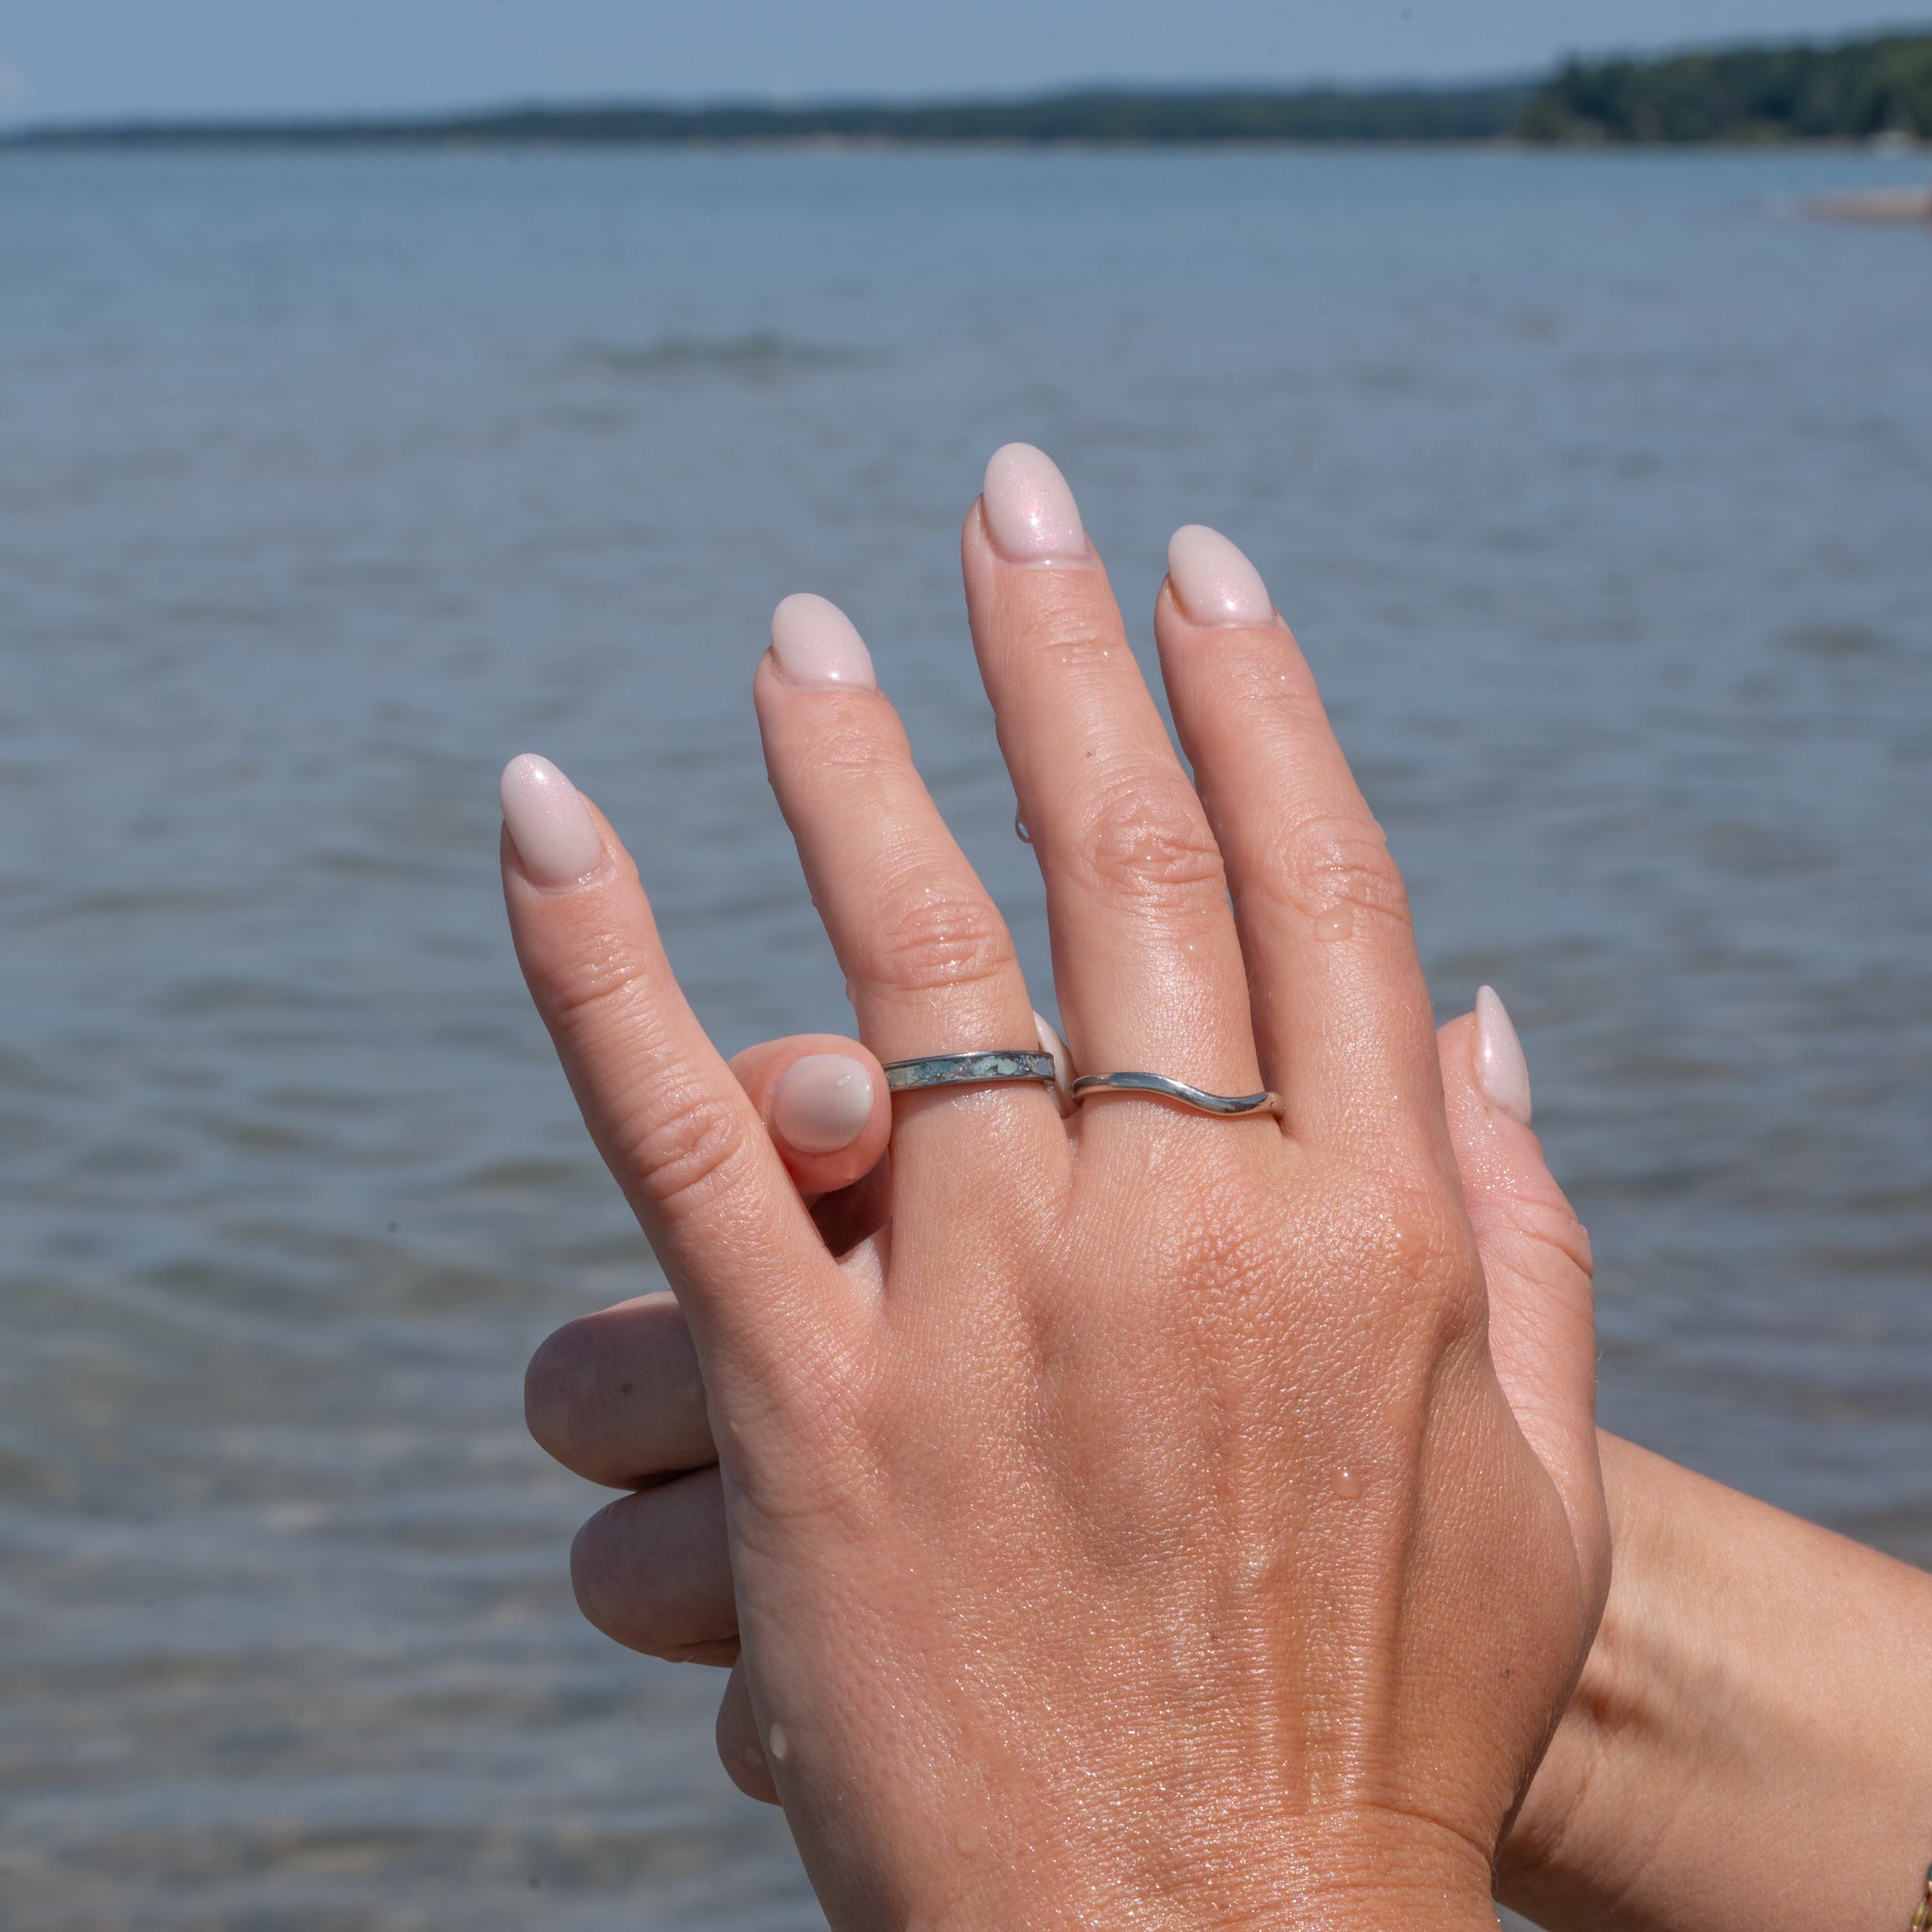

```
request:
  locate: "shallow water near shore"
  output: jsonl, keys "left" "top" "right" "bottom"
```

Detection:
{"left": 2, "top": 145, "right": 1929, "bottom": 1929}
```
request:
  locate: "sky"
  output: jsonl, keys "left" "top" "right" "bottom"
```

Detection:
{"left": 0, "top": 1, "right": 1924, "bottom": 125}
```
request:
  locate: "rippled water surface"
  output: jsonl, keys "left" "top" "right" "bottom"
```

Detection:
{"left": 2, "top": 147, "right": 1929, "bottom": 1929}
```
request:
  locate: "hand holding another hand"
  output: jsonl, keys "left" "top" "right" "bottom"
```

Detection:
{"left": 502, "top": 446, "right": 1609, "bottom": 1932}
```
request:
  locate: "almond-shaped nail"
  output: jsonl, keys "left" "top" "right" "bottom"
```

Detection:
{"left": 1167, "top": 525, "right": 1274, "bottom": 627}
{"left": 500, "top": 753, "right": 604, "bottom": 887}
{"left": 1033, "top": 1010, "right": 1074, "bottom": 1115}
{"left": 1474, "top": 985, "right": 1533, "bottom": 1126}
{"left": 771, "top": 1053, "right": 876, "bottom": 1154}
{"left": 770, "top": 593, "right": 876, "bottom": 690}
{"left": 981, "top": 443, "right": 1089, "bottom": 565}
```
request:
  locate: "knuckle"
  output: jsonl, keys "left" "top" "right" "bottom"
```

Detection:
{"left": 1224, "top": 641, "right": 1327, "bottom": 721}
{"left": 1267, "top": 808, "right": 1412, "bottom": 932}
{"left": 856, "top": 882, "right": 1017, "bottom": 1002}
{"left": 1028, "top": 613, "right": 1124, "bottom": 673}
{"left": 1500, "top": 1186, "right": 1596, "bottom": 1281}
{"left": 804, "top": 707, "right": 909, "bottom": 780}
{"left": 609, "top": 1081, "right": 756, "bottom": 1228}
{"left": 1326, "top": 1167, "right": 1483, "bottom": 1336}
{"left": 1066, "top": 766, "right": 1227, "bottom": 910}
{"left": 542, "top": 940, "right": 657, "bottom": 1035}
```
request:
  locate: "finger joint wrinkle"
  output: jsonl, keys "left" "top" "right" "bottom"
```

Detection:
{"left": 611, "top": 1087, "right": 756, "bottom": 1228}
{"left": 1071, "top": 766, "right": 1228, "bottom": 909}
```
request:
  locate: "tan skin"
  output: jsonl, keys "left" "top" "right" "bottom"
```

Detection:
{"left": 503, "top": 454, "right": 1612, "bottom": 1932}
{"left": 532, "top": 1027, "right": 1932, "bottom": 1932}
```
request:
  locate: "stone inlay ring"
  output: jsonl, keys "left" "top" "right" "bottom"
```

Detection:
{"left": 883, "top": 1051, "right": 1060, "bottom": 1094}
{"left": 1070, "top": 1071, "right": 1285, "bottom": 1120}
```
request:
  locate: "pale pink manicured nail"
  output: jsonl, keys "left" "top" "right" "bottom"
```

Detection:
{"left": 1474, "top": 985, "right": 1533, "bottom": 1126}
{"left": 769, "top": 594, "right": 876, "bottom": 690}
{"left": 1033, "top": 1010, "right": 1074, "bottom": 1115}
{"left": 1166, "top": 525, "right": 1274, "bottom": 627}
{"left": 980, "top": 443, "right": 1089, "bottom": 565}
{"left": 499, "top": 753, "right": 604, "bottom": 887}
{"left": 771, "top": 1053, "right": 875, "bottom": 1154}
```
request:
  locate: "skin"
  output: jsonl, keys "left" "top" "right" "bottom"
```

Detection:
{"left": 503, "top": 473, "right": 1608, "bottom": 1931}
{"left": 1506, "top": 1437, "right": 1932, "bottom": 1932}
{"left": 525, "top": 1008, "right": 1594, "bottom": 1796}
{"left": 534, "top": 1040, "right": 1932, "bottom": 1932}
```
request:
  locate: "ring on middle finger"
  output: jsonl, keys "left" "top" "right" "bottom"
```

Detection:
{"left": 883, "top": 1051, "right": 1060, "bottom": 1095}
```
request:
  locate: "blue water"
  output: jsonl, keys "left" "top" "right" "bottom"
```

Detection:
{"left": 1, "top": 146, "right": 1929, "bottom": 1929}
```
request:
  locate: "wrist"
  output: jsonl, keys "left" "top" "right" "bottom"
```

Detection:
{"left": 1496, "top": 1430, "right": 1663, "bottom": 1899}
{"left": 1499, "top": 1432, "right": 1932, "bottom": 1932}
{"left": 867, "top": 1806, "right": 1501, "bottom": 1932}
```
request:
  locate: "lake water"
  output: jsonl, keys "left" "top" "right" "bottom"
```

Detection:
{"left": 1, "top": 145, "right": 1928, "bottom": 1930}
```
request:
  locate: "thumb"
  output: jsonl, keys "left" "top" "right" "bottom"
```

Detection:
{"left": 1439, "top": 990, "right": 1608, "bottom": 1600}
{"left": 727, "top": 1035, "right": 891, "bottom": 1199}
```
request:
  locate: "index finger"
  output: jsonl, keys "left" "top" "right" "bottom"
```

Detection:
{"left": 499, "top": 753, "right": 860, "bottom": 1395}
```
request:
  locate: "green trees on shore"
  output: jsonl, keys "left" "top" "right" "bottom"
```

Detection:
{"left": 9, "top": 28, "right": 1930, "bottom": 148}
{"left": 1519, "top": 31, "right": 1932, "bottom": 143}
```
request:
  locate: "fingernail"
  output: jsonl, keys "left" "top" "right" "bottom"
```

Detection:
{"left": 1166, "top": 525, "right": 1274, "bottom": 627}
{"left": 1474, "top": 985, "right": 1533, "bottom": 1126}
{"left": 980, "top": 442, "right": 1089, "bottom": 565}
{"left": 770, "top": 594, "right": 876, "bottom": 690}
{"left": 499, "top": 753, "right": 604, "bottom": 887}
{"left": 771, "top": 1053, "right": 875, "bottom": 1154}
{"left": 1033, "top": 1010, "right": 1074, "bottom": 1115}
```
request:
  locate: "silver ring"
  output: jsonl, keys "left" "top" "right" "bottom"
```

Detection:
{"left": 884, "top": 1051, "right": 1058, "bottom": 1094}
{"left": 1070, "top": 1071, "right": 1284, "bottom": 1120}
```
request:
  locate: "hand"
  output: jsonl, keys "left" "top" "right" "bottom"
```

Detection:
{"left": 533, "top": 1027, "right": 1932, "bottom": 1932}
{"left": 526, "top": 999, "right": 1598, "bottom": 1811}
{"left": 501, "top": 445, "right": 1609, "bottom": 1931}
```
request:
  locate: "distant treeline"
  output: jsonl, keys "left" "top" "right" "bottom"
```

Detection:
{"left": 6, "top": 29, "right": 1929, "bottom": 149}
{"left": 1519, "top": 29, "right": 1932, "bottom": 142}
{"left": 7, "top": 84, "right": 1532, "bottom": 149}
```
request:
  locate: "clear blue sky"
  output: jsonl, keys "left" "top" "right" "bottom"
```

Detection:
{"left": 0, "top": 1, "right": 1923, "bottom": 124}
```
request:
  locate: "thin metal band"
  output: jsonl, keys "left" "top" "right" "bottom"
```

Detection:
{"left": 884, "top": 1051, "right": 1058, "bottom": 1094}
{"left": 1070, "top": 1071, "right": 1285, "bottom": 1120}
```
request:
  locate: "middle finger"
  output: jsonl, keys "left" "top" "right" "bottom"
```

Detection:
{"left": 962, "top": 445, "right": 1263, "bottom": 1113}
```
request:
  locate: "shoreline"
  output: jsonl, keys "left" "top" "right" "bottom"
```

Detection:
{"left": 5, "top": 26, "right": 1929, "bottom": 155}
{"left": 1804, "top": 184, "right": 1932, "bottom": 221}
{"left": 1, "top": 128, "right": 1928, "bottom": 157}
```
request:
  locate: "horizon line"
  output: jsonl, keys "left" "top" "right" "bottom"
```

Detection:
{"left": 3, "top": 74, "right": 1541, "bottom": 143}
{"left": 6, "top": 18, "right": 1930, "bottom": 140}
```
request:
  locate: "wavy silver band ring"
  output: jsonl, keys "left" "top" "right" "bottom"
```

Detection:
{"left": 883, "top": 1051, "right": 1059, "bottom": 1094}
{"left": 1070, "top": 1070, "right": 1285, "bottom": 1120}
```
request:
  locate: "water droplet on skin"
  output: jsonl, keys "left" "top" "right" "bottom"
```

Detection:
{"left": 1315, "top": 904, "right": 1355, "bottom": 943}
{"left": 953, "top": 1822, "right": 986, "bottom": 1858}
{"left": 674, "top": 1380, "right": 703, "bottom": 1406}
{"left": 1331, "top": 1467, "right": 1364, "bottom": 1500}
{"left": 767, "top": 1723, "right": 789, "bottom": 1762}
{"left": 1014, "top": 807, "right": 1032, "bottom": 844}
{"left": 744, "top": 1744, "right": 765, "bottom": 1769}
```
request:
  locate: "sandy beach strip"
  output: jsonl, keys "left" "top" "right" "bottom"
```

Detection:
{"left": 1805, "top": 184, "right": 1932, "bottom": 223}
